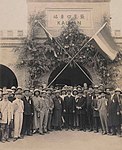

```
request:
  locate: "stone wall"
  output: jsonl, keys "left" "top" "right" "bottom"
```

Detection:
{"left": 27, "top": 0, "right": 110, "bottom": 37}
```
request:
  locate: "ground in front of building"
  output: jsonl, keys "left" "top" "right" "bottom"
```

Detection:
{"left": 0, "top": 130, "right": 122, "bottom": 150}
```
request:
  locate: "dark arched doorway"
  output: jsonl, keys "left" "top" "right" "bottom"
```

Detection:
{"left": 48, "top": 63, "right": 92, "bottom": 88}
{"left": 0, "top": 64, "right": 18, "bottom": 88}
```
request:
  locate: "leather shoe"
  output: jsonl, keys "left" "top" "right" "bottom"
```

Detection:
{"left": 40, "top": 133, "right": 44, "bottom": 135}
{"left": 13, "top": 138, "right": 18, "bottom": 142}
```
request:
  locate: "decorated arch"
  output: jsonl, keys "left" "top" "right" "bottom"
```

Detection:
{"left": 15, "top": 14, "right": 122, "bottom": 89}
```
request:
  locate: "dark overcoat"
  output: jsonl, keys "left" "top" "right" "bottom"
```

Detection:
{"left": 22, "top": 96, "right": 34, "bottom": 115}
{"left": 91, "top": 98, "right": 99, "bottom": 117}
{"left": 86, "top": 93, "right": 93, "bottom": 115}
{"left": 52, "top": 96, "right": 63, "bottom": 127}
{"left": 63, "top": 95, "right": 75, "bottom": 114}
{"left": 75, "top": 96, "right": 86, "bottom": 115}
{"left": 108, "top": 94, "right": 121, "bottom": 127}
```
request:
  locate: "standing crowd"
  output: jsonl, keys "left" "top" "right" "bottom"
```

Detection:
{"left": 0, "top": 83, "right": 122, "bottom": 143}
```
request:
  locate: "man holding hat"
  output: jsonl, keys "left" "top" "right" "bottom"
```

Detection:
{"left": 21, "top": 88, "right": 34, "bottom": 137}
{"left": 75, "top": 90, "right": 87, "bottom": 131}
{"left": 63, "top": 88, "right": 75, "bottom": 131}
{"left": 0, "top": 91, "right": 13, "bottom": 143}
{"left": 13, "top": 91, "right": 24, "bottom": 141}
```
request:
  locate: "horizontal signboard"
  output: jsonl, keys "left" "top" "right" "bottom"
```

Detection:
{"left": 46, "top": 8, "right": 93, "bottom": 29}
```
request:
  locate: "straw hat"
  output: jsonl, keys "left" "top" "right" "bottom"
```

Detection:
{"left": 17, "top": 86, "right": 22, "bottom": 90}
{"left": 23, "top": 88, "right": 30, "bottom": 92}
{"left": 2, "top": 91, "right": 8, "bottom": 95}
{"left": 115, "top": 88, "right": 121, "bottom": 92}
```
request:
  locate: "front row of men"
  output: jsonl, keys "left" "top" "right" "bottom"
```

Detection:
{"left": 0, "top": 85, "right": 122, "bottom": 143}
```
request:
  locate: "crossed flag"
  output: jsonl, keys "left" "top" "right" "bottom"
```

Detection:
{"left": 34, "top": 20, "right": 118, "bottom": 87}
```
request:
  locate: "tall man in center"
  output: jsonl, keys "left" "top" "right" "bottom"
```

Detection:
{"left": 63, "top": 88, "right": 75, "bottom": 130}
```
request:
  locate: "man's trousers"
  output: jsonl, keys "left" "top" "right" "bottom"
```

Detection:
{"left": 14, "top": 112, "right": 23, "bottom": 138}
{"left": 39, "top": 110, "right": 49, "bottom": 133}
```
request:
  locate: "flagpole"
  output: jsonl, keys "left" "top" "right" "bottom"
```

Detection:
{"left": 54, "top": 39, "right": 94, "bottom": 84}
{"left": 93, "top": 22, "right": 107, "bottom": 36}
{"left": 35, "top": 20, "right": 107, "bottom": 87}
{"left": 35, "top": 20, "right": 95, "bottom": 85}
{"left": 47, "top": 37, "right": 93, "bottom": 88}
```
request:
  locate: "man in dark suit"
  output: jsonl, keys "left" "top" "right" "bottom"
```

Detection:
{"left": 63, "top": 88, "right": 75, "bottom": 130}
{"left": 108, "top": 88, "right": 122, "bottom": 137}
{"left": 76, "top": 90, "right": 87, "bottom": 131}
{"left": 86, "top": 87, "right": 94, "bottom": 131}
{"left": 21, "top": 88, "right": 34, "bottom": 137}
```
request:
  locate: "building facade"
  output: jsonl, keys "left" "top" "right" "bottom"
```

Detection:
{"left": 1, "top": 0, "right": 122, "bottom": 88}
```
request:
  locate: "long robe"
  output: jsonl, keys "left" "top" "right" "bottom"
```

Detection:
{"left": 32, "top": 96, "right": 41, "bottom": 129}
{"left": 52, "top": 96, "right": 63, "bottom": 127}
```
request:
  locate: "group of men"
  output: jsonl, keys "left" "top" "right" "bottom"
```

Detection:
{"left": 0, "top": 83, "right": 122, "bottom": 143}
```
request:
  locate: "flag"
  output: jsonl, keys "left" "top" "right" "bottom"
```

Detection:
{"left": 35, "top": 20, "right": 58, "bottom": 57}
{"left": 91, "top": 22, "right": 119, "bottom": 61}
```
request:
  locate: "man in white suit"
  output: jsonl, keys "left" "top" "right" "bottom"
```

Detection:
{"left": 12, "top": 91, "right": 24, "bottom": 141}
{"left": 0, "top": 91, "right": 13, "bottom": 143}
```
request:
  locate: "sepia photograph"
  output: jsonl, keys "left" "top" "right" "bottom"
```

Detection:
{"left": 0, "top": 0, "right": 122, "bottom": 150}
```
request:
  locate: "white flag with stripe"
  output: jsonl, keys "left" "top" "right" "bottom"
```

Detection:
{"left": 91, "top": 22, "right": 119, "bottom": 61}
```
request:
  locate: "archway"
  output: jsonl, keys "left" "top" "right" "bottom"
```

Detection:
{"left": 0, "top": 64, "right": 18, "bottom": 88}
{"left": 48, "top": 63, "right": 92, "bottom": 88}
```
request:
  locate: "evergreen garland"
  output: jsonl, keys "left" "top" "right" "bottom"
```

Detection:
{"left": 15, "top": 13, "right": 122, "bottom": 88}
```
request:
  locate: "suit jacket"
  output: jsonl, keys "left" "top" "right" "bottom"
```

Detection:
{"left": 97, "top": 97, "right": 108, "bottom": 115}
{"left": 22, "top": 96, "right": 34, "bottom": 115}
{"left": 39, "top": 96, "right": 50, "bottom": 112}
{"left": 0, "top": 100, "right": 13, "bottom": 124}
{"left": 75, "top": 96, "right": 86, "bottom": 114}
{"left": 12, "top": 98, "right": 24, "bottom": 114}
{"left": 63, "top": 95, "right": 75, "bottom": 113}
